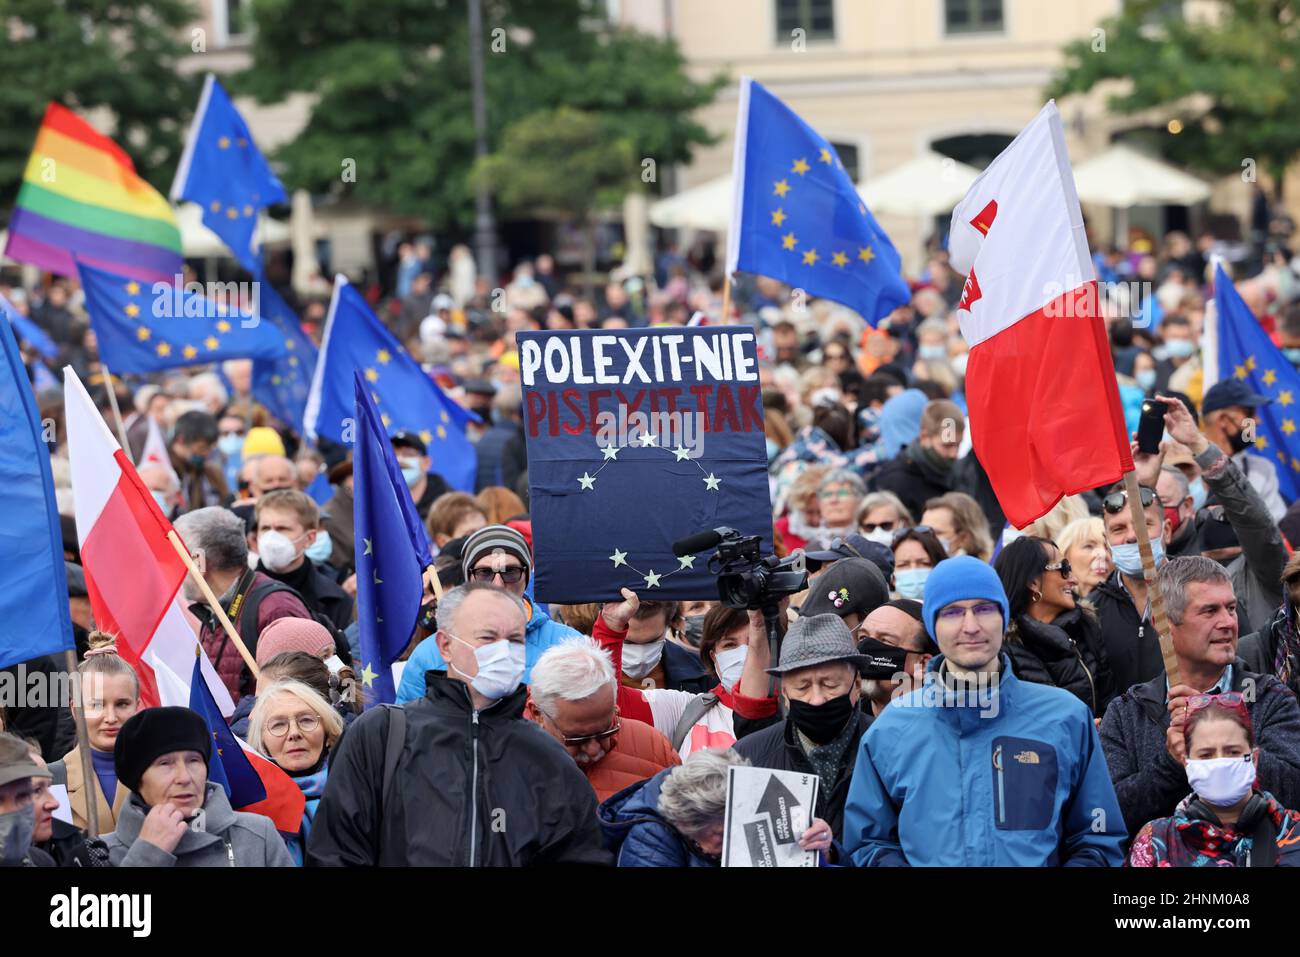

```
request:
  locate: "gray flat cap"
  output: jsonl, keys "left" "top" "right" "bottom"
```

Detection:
{"left": 767, "top": 613, "right": 870, "bottom": 676}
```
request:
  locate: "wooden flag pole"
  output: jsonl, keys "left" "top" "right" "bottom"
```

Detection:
{"left": 1121, "top": 470, "right": 1181, "bottom": 686}
{"left": 720, "top": 274, "right": 732, "bottom": 324}
{"left": 64, "top": 649, "right": 100, "bottom": 839}
{"left": 165, "top": 529, "right": 260, "bottom": 679}
{"left": 423, "top": 565, "right": 444, "bottom": 602}
{"left": 99, "top": 364, "right": 133, "bottom": 455}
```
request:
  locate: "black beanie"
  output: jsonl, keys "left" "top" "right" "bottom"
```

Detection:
{"left": 114, "top": 707, "right": 212, "bottom": 793}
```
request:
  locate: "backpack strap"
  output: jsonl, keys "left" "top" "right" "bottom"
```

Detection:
{"left": 670, "top": 692, "right": 718, "bottom": 752}
{"left": 382, "top": 704, "right": 406, "bottom": 803}
{"left": 375, "top": 704, "right": 406, "bottom": 865}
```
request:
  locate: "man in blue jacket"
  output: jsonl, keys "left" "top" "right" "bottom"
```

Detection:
{"left": 397, "top": 525, "right": 580, "bottom": 703}
{"left": 842, "top": 556, "right": 1126, "bottom": 866}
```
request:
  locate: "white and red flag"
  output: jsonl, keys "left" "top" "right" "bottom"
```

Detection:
{"left": 949, "top": 102, "right": 1132, "bottom": 528}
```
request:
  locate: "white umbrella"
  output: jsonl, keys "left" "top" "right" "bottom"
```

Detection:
{"left": 1071, "top": 144, "right": 1211, "bottom": 208}
{"left": 648, "top": 175, "right": 733, "bottom": 232}
{"left": 856, "top": 153, "right": 981, "bottom": 217}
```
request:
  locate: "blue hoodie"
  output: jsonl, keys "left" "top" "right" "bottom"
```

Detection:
{"left": 598, "top": 769, "right": 718, "bottom": 867}
{"left": 873, "top": 388, "right": 927, "bottom": 460}
{"left": 842, "top": 654, "right": 1126, "bottom": 867}
{"left": 395, "top": 597, "right": 580, "bottom": 704}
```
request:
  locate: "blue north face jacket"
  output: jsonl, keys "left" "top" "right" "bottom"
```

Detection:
{"left": 842, "top": 654, "right": 1126, "bottom": 867}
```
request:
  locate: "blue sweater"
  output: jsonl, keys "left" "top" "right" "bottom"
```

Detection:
{"left": 842, "top": 655, "right": 1126, "bottom": 867}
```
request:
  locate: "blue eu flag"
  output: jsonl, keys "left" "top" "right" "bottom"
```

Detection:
{"left": 2, "top": 292, "right": 58, "bottom": 361}
{"left": 353, "top": 373, "right": 433, "bottom": 707}
{"left": 726, "top": 77, "right": 910, "bottom": 325}
{"left": 188, "top": 656, "right": 266, "bottom": 806}
{"left": 76, "top": 261, "right": 288, "bottom": 373}
{"left": 170, "top": 74, "right": 287, "bottom": 276}
{"left": 305, "top": 276, "right": 477, "bottom": 491}
{"left": 0, "top": 314, "right": 73, "bottom": 670}
{"left": 1215, "top": 263, "right": 1300, "bottom": 503}
{"left": 251, "top": 283, "right": 318, "bottom": 432}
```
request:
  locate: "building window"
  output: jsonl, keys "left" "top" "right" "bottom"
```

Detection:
{"left": 944, "top": 0, "right": 1004, "bottom": 35}
{"left": 828, "top": 141, "right": 860, "bottom": 183}
{"left": 775, "top": 0, "right": 835, "bottom": 43}
{"left": 214, "top": 0, "right": 252, "bottom": 47}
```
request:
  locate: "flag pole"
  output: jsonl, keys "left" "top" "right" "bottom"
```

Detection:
{"left": 720, "top": 274, "right": 732, "bottom": 324}
{"left": 63, "top": 649, "right": 100, "bottom": 838}
{"left": 423, "top": 565, "right": 444, "bottom": 602}
{"left": 164, "top": 529, "right": 261, "bottom": 679}
{"left": 99, "top": 364, "right": 132, "bottom": 455}
{"left": 1121, "top": 470, "right": 1181, "bottom": 685}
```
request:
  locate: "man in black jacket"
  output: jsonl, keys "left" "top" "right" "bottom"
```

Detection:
{"left": 871, "top": 398, "right": 963, "bottom": 519}
{"left": 252, "top": 489, "right": 353, "bottom": 633}
{"left": 733, "top": 614, "right": 873, "bottom": 843}
{"left": 307, "top": 583, "right": 610, "bottom": 866}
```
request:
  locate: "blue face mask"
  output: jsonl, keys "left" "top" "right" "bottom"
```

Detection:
{"left": 1188, "top": 477, "right": 1207, "bottom": 511}
{"left": 401, "top": 465, "right": 422, "bottom": 488}
{"left": 305, "top": 530, "right": 333, "bottom": 564}
{"left": 765, "top": 439, "right": 779, "bottom": 463}
{"left": 894, "top": 567, "right": 930, "bottom": 600}
{"left": 1110, "top": 537, "right": 1165, "bottom": 577}
{"left": 217, "top": 434, "right": 244, "bottom": 458}
{"left": 1283, "top": 347, "right": 1300, "bottom": 367}
{"left": 918, "top": 344, "right": 947, "bottom": 362}
{"left": 1135, "top": 368, "right": 1157, "bottom": 392}
{"left": 1164, "top": 339, "right": 1195, "bottom": 360}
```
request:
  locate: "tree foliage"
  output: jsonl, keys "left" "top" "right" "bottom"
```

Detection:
{"left": 0, "top": 0, "right": 199, "bottom": 213}
{"left": 236, "top": 0, "right": 724, "bottom": 227}
{"left": 1047, "top": 0, "right": 1300, "bottom": 194}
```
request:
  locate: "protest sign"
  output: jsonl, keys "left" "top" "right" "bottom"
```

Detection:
{"left": 519, "top": 327, "right": 772, "bottom": 602}
{"left": 721, "top": 766, "right": 819, "bottom": 868}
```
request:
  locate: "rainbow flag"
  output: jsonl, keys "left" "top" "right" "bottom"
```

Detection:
{"left": 4, "top": 103, "right": 183, "bottom": 283}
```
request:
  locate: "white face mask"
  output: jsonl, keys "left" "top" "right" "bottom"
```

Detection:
{"left": 1186, "top": 754, "right": 1256, "bottom": 807}
{"left": 622, "top": 638, "right": 665, "bottom": 680}
{"left": 714, "top": 645, "right": 748, "bottom": 688}
{"left": 257, "top": 530, "right": 302, "bottom": 572}
{"left": 448, "top": 635, "right": 526, "bottom": 700}
{"left": 863, "top": 527, "right": 894, "bottom": 547}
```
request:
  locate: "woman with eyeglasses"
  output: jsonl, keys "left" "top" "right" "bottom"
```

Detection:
{"left": 890, "top": 527, "right": 948, "bottom": 601}
{"left": 855, "top": 491, "right": 915, "bottom": 547}
{"left": 249, "top": 678, "right": 346, "bottom": 865}
{"left": 993, "top": 537, "right": 1116, "bottom": 718}
{"left": 815, "top": 469, "right": 867, "bottom": 539}
{"left": 1128, "top": 696, "right": 1300, "bottom": 866}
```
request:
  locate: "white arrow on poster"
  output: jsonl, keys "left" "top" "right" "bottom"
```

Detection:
{"left": 721, "top": 766, "right": 819, "bottom": 867}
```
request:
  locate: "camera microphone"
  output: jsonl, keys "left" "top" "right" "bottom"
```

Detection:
{"left": 672, "top": 528, "right": 728, "bottom": 557}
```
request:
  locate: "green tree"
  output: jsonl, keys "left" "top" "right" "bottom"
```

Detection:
{"left": 472, "top": 107, "right": 639, "bottom": 296}
{"left": 236, "top": 0, "right": 723, "bottom": 229}
{"left": 1047, "top": 0, "right": 1300, "bottom": 198}
{"left": 0, "top": 0, "right": 199, "bottom": 217}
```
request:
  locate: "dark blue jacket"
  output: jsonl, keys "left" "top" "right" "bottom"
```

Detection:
{"left": 598, "top": 769, "right": 717, "bottom": 867}
{"left": 658, "top": 640, "right": 712, "bottom": 694}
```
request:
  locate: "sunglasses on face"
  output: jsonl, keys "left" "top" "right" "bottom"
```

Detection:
{"left": 861, "top": 519, "right": 898, "bottom": 533}
{"left": 1102, "top": 486, "right": 1160, "bottom": 514}
{"left": 1044, "top": 559, "right": 1072, "bottom": 579}
{"left": 557, "top": 721, "right": 621, "bottom": 747}
{"left": 469, "top": 565, "right": 526, "bottom": 584}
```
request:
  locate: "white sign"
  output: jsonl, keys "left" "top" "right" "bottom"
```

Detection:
{"left": 721, "top": 766, "right": 819, "bottom": 867}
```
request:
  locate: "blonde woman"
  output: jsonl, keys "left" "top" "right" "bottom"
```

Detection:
{"left": 248, "top": 678, "right": 345, "bottom": 865}
{"left": 1056, "top": 517, "right": 1112, "bottom": 598}
{"left": 922, "top": 492, "right": 994, "bottom": 563}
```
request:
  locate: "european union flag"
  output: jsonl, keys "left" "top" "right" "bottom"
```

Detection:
{"left": 305, "top": 275, "right": 477, "bottom": 491}
{"left": 0, "top": 314, "right": 73, "bottom": 669}
{"left": 170, "top": 74, "right": 287, "bottom": 276}
{"left": 725, "top": 77, "right": 910, "bottom": 325}
{"left": 187, "top": 655, "right": 266, "bottom": 806}
{"left": 1215, "top": 263, "right": 1300, "bottom": 503}
{"left": 353, "top": 373, "right": 433, "bottom": 707}
{"left": 76, "top": 260, "right": 288, "bottom": 373}
{"left": 252, "top": 283, "right": 318, "bottom": 431}
{"left": 1, "top": 293, "right": 58, "bottom": 361}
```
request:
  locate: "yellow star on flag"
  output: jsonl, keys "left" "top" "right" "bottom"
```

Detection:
{"left": 1283, "top": 419, "right": 1296, "bottom": 436}
{"left": 156, "top": 342, "right": 171, "bottom": 357}
{"left": 243, "top": 205, "right": 254, "bottom": 217}
{"left": 1234, "top": 365, "right": 1247, "bottom": 379}
{"left": 205, "top": 336, "right": 219, "bottom": 350}
{"left": 377, "top": 349, "right": 392, "bottom": 364}
{"left": 136, "top": 327, "right": 150, "bottom": 341}
{"left": 437, "top": 425, "right": 447, "bottom": 439}
{"left": 182, "top": 344, "right": 198, "bottom": 359}
{"left": 237, "top": 137, "right": 248, "bottom": 148}
{"left": 218, "top": 136, "right": 231, "bottom": 149}
{"left": 285, "top": 338, "right": 295, "bottom": 350}
{"left": 1257, "top": 435, "right": 1269, "bottom": 449}
{"left": 381, "top": 413, "right": 392, "bottom": 428}
{"left": 858, "top": 246, "right": 876, "bottom": 264}
{"left": 419, "top": 430, "right": 433, "bottom": 444}
{"left": 1280, "top": 390, "right": 1294, "bottom": 406}
{"left": 773, "top": 179, "right": 791, "bottom": 198}
{"left": 441, "top": 410, "right": 450, "bottom": 423}
{"left": 1264, "top": 369, "right": 1278, "bottom": 387}
{"left": 819, "top": 148, "right": 833, "bottom": 164}
{"left": 831, "top": 251, "right": 848, "bottom": 268}
{"left": 217, "top": 320, "right": 232, "bottom": 333}
{"left": 125, "top": 281, "right": 140, "bottom": 295}
{"left": 209, "top": 200, "right": 221, "bottom": 213}
{"left": 1292, "top": 457, "right": 1300, "bottom": 473}
{"left": 802, "top": 249, "right": 819, "bottom": 266}
{"left": 792, "top": 158, "right": 810, "bottom": 176}
{"left": 288, "top": 356, "right": 299, "bottom": 367}
{"left": 226, "top": 207, "right": 238, "bottom": 220}
{"left": 124, "top": 303, "right": 139, "bottom": 318}
{"left": 271, "top": 375, "right": 282, "bottom": 385}
{"left": 781, "top": 232, "right": 797, "bottom": 251}
{"left": 360, "top": 663, "right": 377, "bottom": 688}
{"left": 365, "top": 368, "right": 379, "bottom": 382}
{"left": 1246, "top": 356, "right": 1257, "bottom": 371}
{"left": 771, "top": 208, "right": 787, "bottom": 227}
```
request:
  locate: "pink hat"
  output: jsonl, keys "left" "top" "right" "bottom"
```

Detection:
{"left": 256, "top": 616, "right": 335, "bottom": 667}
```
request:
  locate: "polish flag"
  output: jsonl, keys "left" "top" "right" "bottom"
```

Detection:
{"left": 949, "top": 103, "right": 1132, "bottom": 528}
{"left": 137, "top": 414, "right": 182, "bottom": 509}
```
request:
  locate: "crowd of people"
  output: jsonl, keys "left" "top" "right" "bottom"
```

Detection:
{"left": 5, "top": 221, "right": 1300, "bottom": 868}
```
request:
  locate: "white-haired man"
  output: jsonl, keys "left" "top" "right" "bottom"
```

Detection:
{"left": 526, "top": 637, "right": 680, "bottom": 802}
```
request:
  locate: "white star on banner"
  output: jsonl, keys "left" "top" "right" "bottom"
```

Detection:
{"left": 673, "top": 446, "right": 692, "bottom": 461}
{"left": 578, "top": 472, "right": 596, "bottom": 490}
{"left": 677, "top": 555, "right": 695, "bottom": 570}
{"left": 610, "top": 549, "right": 628, "bottom": 567}
{"left": 703, "top": 473, "right": 721, "bottom": 491}
{"left": 601, "top": 445, "right": 619, "bottom": 461}
{"left": 643, "top": 570, "right": 662, "bottom": 588}
{"left": 639, "top": 431, "right": 658, "bottom": 447}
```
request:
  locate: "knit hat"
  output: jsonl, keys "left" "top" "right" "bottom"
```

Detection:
{"left": 921, "top": 555, "right": 1009, "bottom": 640}
{"left": 242, "top": 426, "right": 286, "bottom": 458}
{"left": 461, "top": 525, "right": 532, "bottom": 583}
{"left": 799, "top": 558, "right": 890, "bottom": 622}
{"left": 767, "top": 613, "right": 870, "bottom": 676}
{"left": 113, "top": 707, "right": 211, "bottom": 794}
{"left": 256, "top": 616, "right": 336, "bottom": 667}
{"left": 0, "top": 732, "right": 49, "bottom": 788}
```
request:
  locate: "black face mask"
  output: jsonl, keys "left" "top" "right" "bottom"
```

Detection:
{"left": 418, "top": 600, "right": 437, "bottom": 631}
{"left": 1227, "top": 428, "right": 1251, "bottom": 454}
{"left": 857, "top": 636, "right": 911, "bottom": 680}
{"left": 787, "top": 692, "right": 855, "bottom": 745}
{"left": 681, "top": 614, "right": 705, "bottom": 648}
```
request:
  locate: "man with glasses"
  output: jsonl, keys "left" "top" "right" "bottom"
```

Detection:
{"left": 843, "top": 556, "right": 1125, "bottom": 866}
{"left": 1100, "top": 556, "right": 1300, "bottom": 838}
{"left": 309, "top": 583, "right": 609, "bottom": 865}
{"left": 526, "top": 636, "right": 681, "bottom": 801}
{"left": 396, "top": 524, "right": 580, "bottom": 703}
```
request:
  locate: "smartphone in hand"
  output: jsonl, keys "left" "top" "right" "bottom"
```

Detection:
{"left": 1137, "top": 399, "right": 1168, "bottom": 455}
